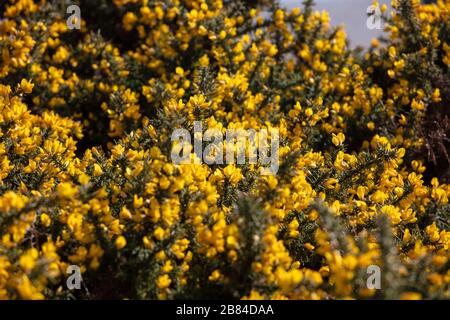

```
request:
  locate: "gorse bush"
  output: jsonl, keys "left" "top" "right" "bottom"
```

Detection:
{"left": 0, "top": 0, "right": 449, "bottom": 299}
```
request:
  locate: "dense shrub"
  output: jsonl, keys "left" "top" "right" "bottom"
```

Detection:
{"left": 0, "top": 0, "right": 448, "bottom": 299}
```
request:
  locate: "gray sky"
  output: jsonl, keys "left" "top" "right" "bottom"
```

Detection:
{"left": 281, "top": 0, "right": 391, "bottom": 47}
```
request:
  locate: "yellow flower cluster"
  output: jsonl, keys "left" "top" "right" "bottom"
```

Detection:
{"left": 0, "top": 0, "right": 448, "bottom": 299}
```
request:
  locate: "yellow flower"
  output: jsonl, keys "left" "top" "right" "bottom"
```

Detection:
{"left": 387, "top": 69, "right": 395, "bottom": 78}
{"left": 223, "top": 164, "right": 243, "bottom": 186}
{"left": 356, "top": 186, "right": 368, "bottom": 200}
{"left": 208, "top": 270, "right": 221, "bottom": 281}
{"left": 56, "top": 182, "right": 78, "bottom": 198}
{"left": 432, "top": 88, "right": 441, "bottom": 103}
{"left": 115, "top": 236, "right": 127, "bottom": 250}
{"left": 122, "top": 12, "right": 137, "bottom": 31}
{"left": 161, "top": 261, "right": 173, "bottom": 274}
{"left": 331, "top": 133, "right": 345, "bottom": 146}
{"left": 324, "top": 178, "right": 339, "bottom": 190}
{"left": 93, "top": 164, "right": 103, "bottom": 177}
{"left": 119, "top": 206, "right": 132, "bottom": 220}
{"left": 40, "top": 213, "right": 51, "bottom": 227}
{"left": 19, "top": 248, "right": 38, "bottom": 272}
{"left": 153, "top": 227, "right": 165, "bottom": 241}
{"left": 403, "top": 229, "right": 411, "bottom": 243}
{"left": 19, "top": 79, "right": 34, "bottom": 94}
{"left": 371, "top": 190, "right": 388, "bottom": 204}
{"left": 156, "top": 274, "right": 171, "bottom": 289}
{"left": 175, "top": 67, "right": 184, "bottom": 76}
{"left": 142, "top": 236, "right": 153, "bottom": 250}
{"left": 425, "top": 223, "right": 440, "bottom": 243}
{"left": 411, "top": 99, "right": 425, "bottom": 111}
{"left": 268, "top": 45, "right": 278, "bottom": 57}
